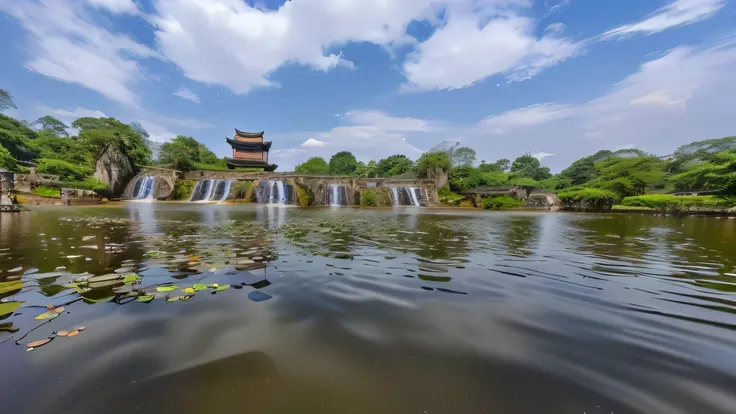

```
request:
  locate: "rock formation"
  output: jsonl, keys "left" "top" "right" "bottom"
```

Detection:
{"left": 94, "top": 144, "right": 133, "bottom": 197}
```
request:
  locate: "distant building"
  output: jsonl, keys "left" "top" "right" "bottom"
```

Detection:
{"left": 225, "top": 129, "right": 278, "bottom": 171}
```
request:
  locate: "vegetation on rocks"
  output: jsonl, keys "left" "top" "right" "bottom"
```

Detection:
{"left": 482, "top": 196, "right": 523, "bottom": 210}
{"left": 171, "top": 179, "right": 196, "bottom": 200}
{"left": 621, "top": 194, "right": 736, "bottom": 212}
{"left": 557, "top": 188, "right": 620, "bottom": 211}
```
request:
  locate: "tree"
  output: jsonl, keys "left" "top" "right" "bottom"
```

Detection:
{"left": 354, "top": 160, "right": 378, "bottom": 178}
{"left": 32, "top": 116, "right": 69, "bottom": 137}
{"left": 478, "top": 158, "right": 510, "bottom": 172}
{"left": 0, "top": 145, "right": 17, "bottom": 171}
{"left": 510, "top": 154, "right": 552, "bottom": 181}
{"left": 449, "top": 165, "right": 482, "bottom": 192}
{"left": 415, "top": 151, "right": 451, "bottom": 178}
{"left": 294, "top": 157, "right": 329, "bottom": 174}
{"left": 453, "top": 147, "right": 476, "bottom": 167}
{"left": 0, "top": 89, "right": 16, "bottom": 112}
{"left": 376, "top": 154, "right": 414, "bottom": 176}
{"left": 480, "top": 171, "right": 510, "bottom": 186}
{"left": 558, "top": 150, "right": 613, "bottom": 187}
{"left": 670, "top": 149, "right": 736, "bottom": 193}
{"left": 329, "top": 151, "right": 358, "bottom": 175}
{"left": 158, "top": 135, "right": 218, "bottom": 171}
{"left": 73, "top": 117, "right": 152, "bottom": 167}
{"left": 588, "top": 155, "right": 666, "bottom": 197}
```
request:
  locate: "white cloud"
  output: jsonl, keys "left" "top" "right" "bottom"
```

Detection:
{"left": 601, "top": 0, "right": 725, "bottom": 39}
{"left": 402, "top": 2, "right": 582, "bottom": 91}
{"left": 173, "top": 86, "right": 201, "bottom": 104}
{"left": 345, "top": 110, "right": 434, "bottom": 132}
{"left": 134, "top": 119, "right": 178, "bottom": 143}
{"left": 629, "top": 91, "right": 687, "bottom": 107}
{"left": 150, "top": 0, "right": 445, "bottom": 95}
{"left": 476, "top": 103, "right": 575, "bottom": 133}
{"left": 301, "top": 138, "right": 326, "bottom": 148}
{"left": 38, "top": 106, "right": 108, "bottom": 121}
{"left": 532, "top": 152, "right": 555, "bottom": 160}
{"left": 86, "top": 0, "right": 139, "bottom": 14}
{"left": 2, "top": 0, "right": 158, "bottom": 107}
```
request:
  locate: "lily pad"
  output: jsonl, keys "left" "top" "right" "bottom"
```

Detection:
{"left": 166, "top": 296, "right": 184, "bottom": 302}
{"left": 7, "top": 267, "right": 22, "bottom": 273}
{"left": 23, "top": 268, "right": 39, "bottom": 275}
{"left": 248, "top": 291, "right": 273, "bottom": 302}
{"left": 54, "top": 306, "right": 65, "bottom": 314}
{"left": 0, "top": 302, "right": 21, "bottom": 317}
{"left": 156, "top": 285, "right": 179, "bottom": 292}
{"left": 136, "top": 295, "right": 154, "bottom": 303}
{"left": 0, "top": 280, "right": 22, "bottom": 295}
{"left": 87, "top": 273, "right": 122, "bottom": 283}
{"left": 192, "top": 284, "right": 208, "bottom": 291}
{"left": 26, "top": 338, "right": 52, "bottom": 348}
{"left": 0, "top": 322, "right": 19, "bottom": 333}
{"left": 122, "top": 274, "right": 141, "bottom": 284}
{"left": 56, "top": 330, "right": 69, "bottom": 337}
{"left": 214, "top": 284, "right": 231, "bottom": 292}
{"left": 183, "top": 287, "right": 195, "bottom": 294}
{"left": 115, "top": 267, "right": 134, "bottom": 274}
{"left": 68, "top": 330, "right": 80, "bottom": 337}
{"left": 82, "top": 295, "right": 114, "bottom": 304}
{"left": 34, "top": 310, "right": 59, "bottom": 320}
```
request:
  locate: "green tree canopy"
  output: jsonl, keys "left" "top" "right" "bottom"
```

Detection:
{"left": 329, "top": 151, "right": 358, "bottom": 175}
{"left": 158, "top": 135, "right": 217, "bottom": 171}
{"left": 74, "top": 117, "right": 151, "bottom": 167}
{"left": 376, "top": 154, "right": 414, "bottom": 176}
{"left": 670, "top": 149, "right": 736, "bottom": 193}
{"left": 479, "top": 158, "right": 510, "bottom": 172}
{"left": 415, "top": 151, "right": 451, "bottom": 178}
{"left": 510, "top": 154, "right": 552, "bottom": 181}
{"left": 354, "top": 160, "right": 378, "bottom": 178}
{"left": 0, "top": 145, "right": 17, "bottom": 171}
{"left": 32, "top": 116, "right": 69, "bottom": 137}
{"left": 295, "top": 157, "right": 330, "bottom": 174}
{"left": 449, "top": 165, "right": 483, "bottom": 192}
{"left": 453, "top": 147, "right": 476, "bottom": 167}
{"left": 588, "top": 155, "right": 667, "bottom": 197}
{"left": 558, "top": 150, "right": 613, "bottom": 187}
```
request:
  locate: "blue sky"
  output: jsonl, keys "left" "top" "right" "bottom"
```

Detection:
{"left": 1, "top": 0, "right": 735, "bottom": 171}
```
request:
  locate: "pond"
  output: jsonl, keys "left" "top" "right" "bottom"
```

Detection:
{"left": 1, "top": 204, "right": 736, "bottom": 413}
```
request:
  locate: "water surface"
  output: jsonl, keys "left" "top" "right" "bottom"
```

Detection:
{"left": 2, "top": 204, "right": 736, "bottom": 413}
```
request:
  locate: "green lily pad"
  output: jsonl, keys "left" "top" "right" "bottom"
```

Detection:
{"left": 34, "top": 310, "right": 59, "bottom": 320}
{"left": 166, "top": 296, "right": 183, "bottom": 302}
{"left": 192, "top": 284, "right": 208, "bottom": 291}
{"left": 0, "top": 280, "right": 22, "bottom": 295}
{"left": 136, "top": 295, "right": 154, "bottom": 303}
{"left": 156, "top": 285, "right": 179, "bottom": 292}
{"left": 122, "top": 274, "right": 141, "bottom": 284}
{"left": 87, "top": 274, "right": 122, "bottom": 283}
{"left": 214, "top": 284, "right": 231, "bottom": 292}
{"left": 82, "top": 295, "right": 114, "bottom": 304}
{"left": 0, "top": 302, "right": 21, "bottom": 317}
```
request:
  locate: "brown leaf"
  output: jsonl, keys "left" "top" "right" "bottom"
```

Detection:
{"left": 54, "top": 306, "right": 65, "bottom": 314}
{"left": 26, "top": 338, "right": 52, "bottom": 348}
{"left": 56, "top": 330, "right": 69, "bottom": 337}
{"left": 68, "top": 330, "right": 80, "bottom": 337}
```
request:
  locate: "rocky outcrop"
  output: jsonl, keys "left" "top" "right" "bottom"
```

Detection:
{"left": 94, "top": 144, "right": 133, "bottom": 197}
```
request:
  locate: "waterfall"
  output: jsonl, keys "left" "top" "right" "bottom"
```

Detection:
{"left": 255, "top": 180, "right": 293, "bottom": 205}
{"left": 328, "top": 184, "right": 347, "bottom": 206}
{"left": 391, "top": 187, "right": 400, "bottom": 206}
{"left": 133, "top": 176, "right": 156, "bottom": 200}
{"left": 190, "top": 179, "right": 234, "bottom": 203}
{"left": 389, "top": 186, "right": 425, "bottom": 207}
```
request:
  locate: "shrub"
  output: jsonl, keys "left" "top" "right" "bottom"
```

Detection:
{"left": 62, "top": 178, "right": 108, "bottom": 192}
{"left": 36, "top": 158, "right": 92, "bottom": 181}
{"left": 557, "top": 187, "right": 619, "bottom": 211}
{"left": 0, "top": 145, "right": 18, "bottom": 171}
{"left": 438, "top": 186, "right": 466, "bottom": 205}
{"left": 230, "top": 181, "right": 252, "bottom": 199}
{"left": 621, "top": 194, "right": 736, "bottom": 212}
{"left": 171, "top": 179, "right": 196, "bottom": 200}
{"left": 296, "top": 185, "right": 313, "bottom": 207}
{"left": 360, "top": 188, "right": 377, "bottom": 206}
{"left": 482, "top": 195, "right": 523, "bottom": 210}
{"left": 480, "top": 171, "right": 509, "bottom": 187}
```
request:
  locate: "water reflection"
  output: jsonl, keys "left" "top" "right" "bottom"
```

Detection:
{"left": 2, "top": 206, "right": 736, "bottom": 413}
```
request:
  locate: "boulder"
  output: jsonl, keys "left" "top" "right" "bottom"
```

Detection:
{"left": 94, "top": 144, "right": 133, "bottom": 197}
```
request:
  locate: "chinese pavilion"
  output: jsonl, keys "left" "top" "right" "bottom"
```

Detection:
{"left": 225, "top": 129, "right": 278, "bottom": 171}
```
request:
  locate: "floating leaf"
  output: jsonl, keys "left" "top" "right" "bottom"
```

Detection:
{"left": 115, "top": 267, "right": 134, "bottom": 274}
{"left": 0, "top": 280, "right": 22, "bottom": 295}
{"left": 122, "top": 274, "right": 141, "bottom": 284}
{"left": 34, "top": 310, "right": 59, "bottom": 320}
{"left": 214, "top": 284, "right": 231, "bottom": 292}
{"left": 0, "top": 302, "right": 21, "bottom": 317}
{"left": 166, "top": 296, "right": 183, "bottom": 302}
{"left": 82, "top": 295, "right": 114, "bottom": 304}
{"left": 56, "top": 330, "right": 69, "bottom": 337}
{"left": 7, "top": 267, "right": 22, "bottom": 273}
{"left": 180, "top": 296, "right": 192, "bottom": 301}
{"left": 87, "top": 273, "right": 122, "bottom": 283}
{"left": 77, "top": 326, "right": 86, "bottom": 331}
{"left": 248, "top": 291, "right": 273, "bottom": 302}
{"left": 210, "top": 283, "right": 219, "bottom": 288}
{"left": 68, "top": 330, "right": 80, "bottom": 337}
{"left": 0, "top": 322, "right": 19, "bottom": 333}
{"left": 157, "top": 285, "right": 178, "bottom": 292}
{"left": 183, "top": 288, "right": 195, "bottom": 294}
{"left": 136, "top": 295, "right": 154, "bottom": 303}
{"left": 26, "top": 338, "right": 52, "bottom": 348}
{"left": 54, "top": 306, "right": 65, "bottom": 314}
{"left": 82, "top": 235, "right": 96, "bottom": 241}
{"left": 23, "top": 268, "right": 39, "bottom": 275}
{"left": 192, "top": 284, "right": 208, "bottom": 291}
